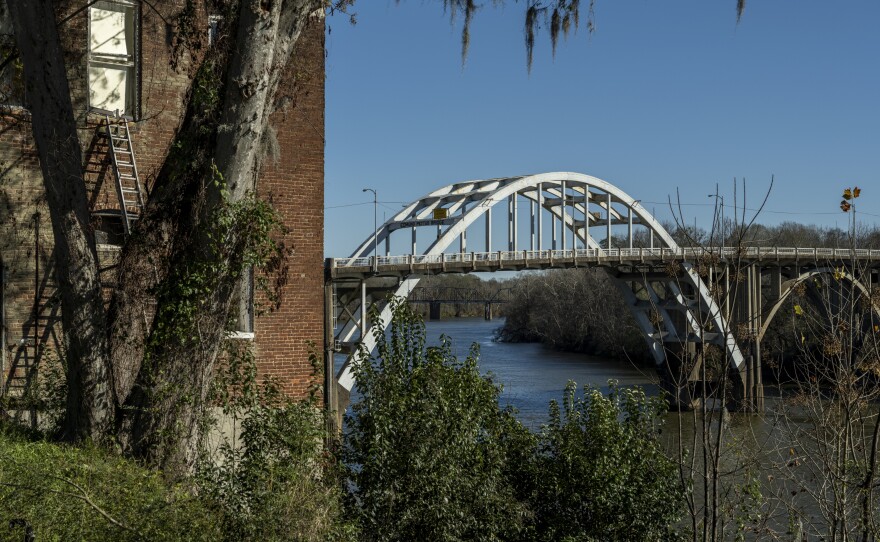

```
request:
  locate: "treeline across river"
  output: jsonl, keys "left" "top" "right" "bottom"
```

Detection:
{"left": 410, "top": 221, "right": 880, "bottom": 371}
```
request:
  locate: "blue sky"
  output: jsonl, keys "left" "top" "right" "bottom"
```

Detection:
{"left": 324, "top": 1, "right": 880, "bottom": 257}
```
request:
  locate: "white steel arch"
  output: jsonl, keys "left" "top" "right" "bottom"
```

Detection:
{"left": 759, "top": 267, "right": 879, "bottom": 342}
{"left": 335, "top": 172, "right": 744, "bottom": 391}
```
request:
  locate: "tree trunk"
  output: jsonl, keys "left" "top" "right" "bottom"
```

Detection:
{"left": 120, "top": 0, "right": 320, "bottom": 474}
{"left": 7, "top": 0, "right": 318, "bottom": 471}
{"left": 215, "top": 0, "right": 317, "bottom": 202}
{"left": 6, "top": 0, "right": 113, "bottom": 441}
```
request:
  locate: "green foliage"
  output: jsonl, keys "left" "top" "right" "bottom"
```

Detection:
{"left": 344, "top": 300, "right": 532, "bottom": 541}
{"left": 500, "top": 269, "right": 649, "bottom": 362}
{"left": 0, "top": 427, "right": 220, "bottom": 542}
{"left": 151, "top": 187, "right": 283, "bottom": 349}
{"left": 344, "top": 301, "right": 683, "bottom": 541}
{"left": 526, "top": 381, "right": 683, "bottom": 541}
{"left": 198, "top": 342, "right": 357, "bottom": 542}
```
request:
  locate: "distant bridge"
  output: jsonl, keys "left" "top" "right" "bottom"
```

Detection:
{"left": 407, "top": 286, "right": 511, "bottom": 320}
{"left": 323, "top": 172, "right": 880, "bottom": 413}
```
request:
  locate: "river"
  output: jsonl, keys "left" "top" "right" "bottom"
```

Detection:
{"left": 350, "top": 316, "right": 661, "bottom": 428}
{"left": 346, "top": 316, "right": 878, "bottom": 537}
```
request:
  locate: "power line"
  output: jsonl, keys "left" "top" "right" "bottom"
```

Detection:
{"left": 326, "top": 200, "right": 410, "bottom": 210}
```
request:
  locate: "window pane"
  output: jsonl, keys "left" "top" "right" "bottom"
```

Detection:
{"left": 89, "top": 63, "right": 131, "bottom": 115}
{"left": 89, "top": 4, "right": 133, "bottom": 58}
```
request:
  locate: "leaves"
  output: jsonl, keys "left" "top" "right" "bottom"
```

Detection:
{"left": 529, "top": 381, "right": 683, "bottom": 541}
{"left": 344, "top": 302, "right": 682, "bottom": 541}
{"left": 345, "top": 300, "right": 529, "bottom": 541}
{"left": 841, "top": 186, "right": 861, "bottom": 211}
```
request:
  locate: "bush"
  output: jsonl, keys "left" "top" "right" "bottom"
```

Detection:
{"left": 527, "top": 381, "right": 683, "bottom": 542}
{"left": 344, "top": 301, "right": 684, "bottom": 541}
{"left": 344, "top": 301, "right": 533, "bottom": 541}
{"left": 0, "top": 341, "right": 356, "bottom": 542}
{"left": 198, "top": 342, "right": 357, "bottom": 542}
{"left": 0, "top": 427, "right": 220, "bottom": 542}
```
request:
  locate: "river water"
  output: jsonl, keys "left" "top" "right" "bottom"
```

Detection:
{"left": 371, "top": 316, "right": 662, "bottom": 428}
{"left": 345, "top": 317, "right": 880, "bottom": 536}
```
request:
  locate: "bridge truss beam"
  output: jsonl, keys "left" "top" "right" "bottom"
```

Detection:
{"left": 328, "top": 172, "right": 754, "bottom": 411}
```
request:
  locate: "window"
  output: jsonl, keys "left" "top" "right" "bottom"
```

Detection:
{"left": 88, "top": 1, "right": 138, "bottom": 117}
{"left": 0, "top": 4, "right": 25, "bottom": 108}
{"left": 207, "top": 15, "right": 223, "bottom": 46}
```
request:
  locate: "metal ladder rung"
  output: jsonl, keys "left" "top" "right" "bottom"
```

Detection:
{"left": 105, "top": 114, "right": 144, "bottom": 236}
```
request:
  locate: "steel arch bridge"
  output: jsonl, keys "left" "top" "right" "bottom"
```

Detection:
{"left": 327, "top": 172, "right": 750, "bottom": 406}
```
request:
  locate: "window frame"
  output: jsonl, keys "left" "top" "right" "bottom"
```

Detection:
{"left": 87, "top": 0, "right": 140, "bottom": 119}
{"left": 0, "top": 6, "right": 25, "bottom": 110}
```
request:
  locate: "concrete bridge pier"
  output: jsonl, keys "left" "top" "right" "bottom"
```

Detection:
{"left": 484, "top": 303, "right": 493, "bottom": 320}
{"left": 429, "top": 302, "right": 442, "bottom": 321}
{"left": 728, "top": 262, "right": 764, "bottom": 412}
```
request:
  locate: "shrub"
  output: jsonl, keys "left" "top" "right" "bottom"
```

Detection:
{"left": 527, "top": 381, "right": 683, "bottom": 542}
{"left": 344, "top": 302, "right": 684, "bottom": 541}
{"left": 344, "top": 301, "right": 533, "bottom": 541}
{"left": 0, "top": 427, "right": 220, "bottom": 542}
{"left": 198, "top": 342, "right": 357, "bottom": 542}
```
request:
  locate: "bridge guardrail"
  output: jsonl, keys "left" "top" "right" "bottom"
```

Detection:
{"left": 329, "top": 247, "right": 880, "bottom": 270}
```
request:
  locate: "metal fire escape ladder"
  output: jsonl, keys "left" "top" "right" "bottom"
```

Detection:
{"left": 105, "top": 115, "right": 145, "bottom": 235}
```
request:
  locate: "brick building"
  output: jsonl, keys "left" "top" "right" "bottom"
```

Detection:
{"left": 0, "top": 3, "right": 325, "bottom": 400}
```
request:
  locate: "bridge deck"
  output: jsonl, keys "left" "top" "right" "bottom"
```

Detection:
{"left": 327, "top": 247, "right": 880, "bottom": 279}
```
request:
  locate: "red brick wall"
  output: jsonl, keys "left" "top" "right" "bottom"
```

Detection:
{"left": 0, "top": 4, "right": 325, "bottom": 400}
{"left": 255, "top": 14, "right": 326, "bottom": 398}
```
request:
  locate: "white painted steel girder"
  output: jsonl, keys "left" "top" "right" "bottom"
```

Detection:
{"left": 758, "top": 267, "right": 879, "bottom": 342}
{"left": 336, "top": 172, "right": 745, "bottom": 392}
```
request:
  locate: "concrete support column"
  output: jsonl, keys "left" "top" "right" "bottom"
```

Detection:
{"left": 485, "top": 205, "right": 492, "bottom": 252}
{"left": 583, "top": 185, "right": 590, "bottom": 249}
{"left": 606, "top": 192, "right": 612, "bottom": 249}
{"left": 560, "top": 181, "right": 567, "bottom": 251}
{"left": 752, "top": 264, "right": 764, "bottom": 411}
{"left": 537, "top": 184, "right": 543, "bottom": 251}
{"left": 530, "top": 199, "right": 536, "bottom": 251}
{"left": 628, "top": 205, "right": 633, "bottom": 249}
{"left": 360, "top": 280, "right": 368, "bottom": 341}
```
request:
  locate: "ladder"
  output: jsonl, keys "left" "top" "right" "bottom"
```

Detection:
{"left": 105, "top": 115, "right": 145, "bottom": 235}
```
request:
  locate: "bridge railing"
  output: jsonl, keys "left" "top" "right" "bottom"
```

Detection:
{"left": 329, "top": 247, "right": 880, "bottom": 270}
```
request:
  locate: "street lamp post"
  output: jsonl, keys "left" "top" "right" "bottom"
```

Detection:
{"left": 363, "top": 188, "right": 378, "bottom": 269}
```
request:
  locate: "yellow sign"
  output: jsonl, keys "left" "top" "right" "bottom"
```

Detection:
{"left": 433, "top": 208, "right": 449, "bottom": 220}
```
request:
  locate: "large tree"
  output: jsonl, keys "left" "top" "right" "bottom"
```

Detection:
{"left": 2, "top": 0, "right": 744, "bottom": 473}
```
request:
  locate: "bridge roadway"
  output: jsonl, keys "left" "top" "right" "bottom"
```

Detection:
{"left": 326, "top": 245, "right": 880, "bottom": 413}
{"left": 327, "top": 246, "right": 880, "bottom": 279}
